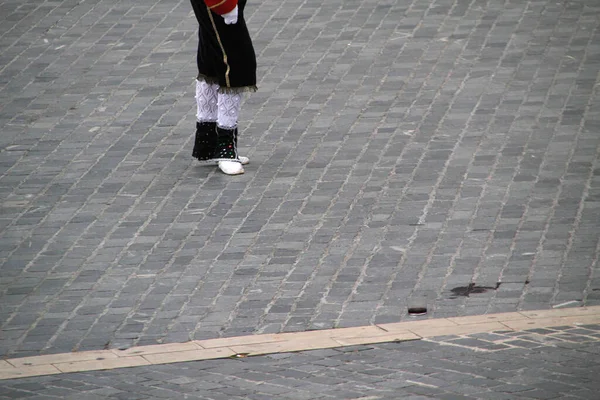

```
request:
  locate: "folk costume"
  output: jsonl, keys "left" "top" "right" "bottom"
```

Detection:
{"left": 190, "top": 0, "right": 257, "bottom": 175}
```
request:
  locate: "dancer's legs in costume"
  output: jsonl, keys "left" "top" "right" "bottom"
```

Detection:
{"left": 192, "top": 81, "right": 248, "bottom": 169}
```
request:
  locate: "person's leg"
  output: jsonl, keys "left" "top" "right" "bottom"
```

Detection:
{"left": 215, "top": 91, "right": 244, "bottom": 175}
{"left": 192, "top": 80, "right": 249, "bottom": 166}
{"left": 192, "top": 79, "right": 219, "bottom": 162}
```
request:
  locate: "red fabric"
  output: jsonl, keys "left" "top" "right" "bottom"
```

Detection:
{"left": 204, "top": 0, "right": 237, "bottom": 15}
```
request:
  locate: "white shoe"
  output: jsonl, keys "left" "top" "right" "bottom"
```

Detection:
{"left": 218, "top": 160, "right": 244, "bottom": 175}
{"left": 198, "top": 156, "right": 249, "bottom": 166}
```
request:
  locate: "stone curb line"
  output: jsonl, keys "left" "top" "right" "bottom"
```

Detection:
{"left": 1, "top": 306, "right": 599, "bottom": 380}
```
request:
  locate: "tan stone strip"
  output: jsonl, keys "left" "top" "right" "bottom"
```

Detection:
{"left": 9, "top": 350, "right": 120, "bottom": 368}
{"left": 0, "top": 364, "right": 62, "bottom": 380}
{"left": 142, "top": 347, "right": 236, "bottom": 365}
{"left": 2, "top": 306, "right": 600, "bottom": 380}
{"left": 54, "top": 356, "right": 151, "bottom": 374}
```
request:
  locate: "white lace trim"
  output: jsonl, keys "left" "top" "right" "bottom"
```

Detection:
{"left": 195, "top": 80, "right": 219, "bottom": 122}
{"left": 217, "top": 92, "right": 242, "bottom": 129}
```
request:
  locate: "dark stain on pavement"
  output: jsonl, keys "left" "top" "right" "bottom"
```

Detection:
{"left": 450, "top": 282, "right": 501, "bottom": 298}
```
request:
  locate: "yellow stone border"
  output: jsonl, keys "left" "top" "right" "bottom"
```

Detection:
{"left": 1, "top": 306, "right": 599, "bottom": 380}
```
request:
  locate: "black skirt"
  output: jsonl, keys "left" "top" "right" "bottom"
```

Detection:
{"left": 190, "top": 0, "right": 257, "bottom": 92}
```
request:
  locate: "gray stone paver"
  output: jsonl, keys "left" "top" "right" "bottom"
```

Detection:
{"left": 1, "top": 0, "right": 600, "bottom": 381}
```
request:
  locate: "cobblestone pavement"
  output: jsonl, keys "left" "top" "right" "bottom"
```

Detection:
{"left": 1, "top": 0, "right": 600, "bottom": 365}
{"left": 1, "top": 322, "right": 600, "bottom": 399}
